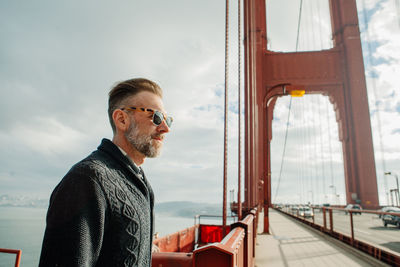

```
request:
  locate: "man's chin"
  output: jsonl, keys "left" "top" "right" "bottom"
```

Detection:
{"left": 147, "top": 150, "right": 161, "bottom": 158}
{"left": 145, "top": 143, "right": 162, "bottom": 158}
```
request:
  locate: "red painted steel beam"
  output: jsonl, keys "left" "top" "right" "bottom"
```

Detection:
{"left": 243, "top": 0, "right": 267, "bottom": 211}
{"left": 329, "top": 0, "right": 379, "bottom": 209}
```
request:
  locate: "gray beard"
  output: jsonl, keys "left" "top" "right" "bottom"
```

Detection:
{"left": 125, "top": 122, "right": 161, "bottom": 158}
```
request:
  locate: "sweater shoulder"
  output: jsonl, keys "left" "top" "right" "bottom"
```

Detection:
{"left": 68, "top": 150, "right": 112, "bottom": 179}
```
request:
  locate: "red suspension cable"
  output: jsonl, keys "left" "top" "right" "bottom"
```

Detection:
{"left": 222, "top": 0, "right": 229, "bottom": 232}
{"left": 237, "top": 0, "right": 242, "bottom": 220}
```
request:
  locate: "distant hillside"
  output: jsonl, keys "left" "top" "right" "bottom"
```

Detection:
{"left": 155, "top": 201, "right": 222, "bottom": 218}
{"left": 0, "top": 194, "right": 48, "bottom": 208}
{"left": 0, "top": 196, "right": 223, "bottom": 218}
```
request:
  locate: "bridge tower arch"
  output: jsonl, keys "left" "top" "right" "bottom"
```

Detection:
{"left": 243, "top": 0, "right": 379, "bottom": 233}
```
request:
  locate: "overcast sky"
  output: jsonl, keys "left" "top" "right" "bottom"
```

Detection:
{"left": 0, "top": 0, "right": 399, "bottom": 206}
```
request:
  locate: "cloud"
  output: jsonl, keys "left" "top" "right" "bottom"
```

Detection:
{"left": 0, "top": 0, "right": 398, "bottom": 207}
{"left": 0, "top": 0, "right": 240, "bottom": 204}
{"left": 359, "top": 0, "right": 400, "bottom": 204}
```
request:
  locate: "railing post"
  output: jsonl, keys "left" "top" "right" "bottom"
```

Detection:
{"left": 0, "top": 248, "right": 22, "bottom": 267}
{"left": 178, "top": 231, "right": 181, "bottom": 252}
{"left": 329, "top": 209, "right": 333, "bottom": 233}
{"left": 323, "top": 207, "right": 327, "bottom": 231}
{"left": 15, "top": 250, "right": 21, "bottom": 267}
{"left": 350, "top": 212, "right": 354, "bottom": 245}
{"left": 312, "top": 207, "right": 315, "bottom": 224}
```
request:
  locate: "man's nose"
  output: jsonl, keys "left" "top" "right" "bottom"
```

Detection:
{"left": 157, "top": 119, "right": 170, "bottom": 133}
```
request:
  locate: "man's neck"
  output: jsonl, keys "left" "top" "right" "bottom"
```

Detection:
{"left": 112, "top": 136, "right": 145, "bottom": 166}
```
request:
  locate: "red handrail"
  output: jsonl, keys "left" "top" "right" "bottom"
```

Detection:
{"left": 152, "top": 209, "right": 257, "bottom": 267}
{"left": 0, "top": 248, "right": 22, "bottom": 267}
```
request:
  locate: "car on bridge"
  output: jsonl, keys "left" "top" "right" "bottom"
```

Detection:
{"left": 290, "top": 205, "right": 299, "bottom": 214}
{"left": 378, "top": 206, "right": 400, "bottom": 219}
{"left": 298, "top": 206, "right": 314, "bottom": 218}
{"left": 382, "top": 208, "right": 400, "bottom": 228}
{"left": 344, "top": 204, "right": 362, "bottom": 215}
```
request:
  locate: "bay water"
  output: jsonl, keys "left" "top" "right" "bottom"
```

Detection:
{"left": 0, "top": 206, "right": 213, "bottom": 267}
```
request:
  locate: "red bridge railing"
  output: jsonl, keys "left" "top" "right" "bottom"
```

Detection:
{"left": 153, "top": 224, "right": 199, "bottom": 253}
{"left": 152, "top": 208, "right": 257, "bottom": 267}
{"left": 0, "top": 248, "right": 22, "bottom": 267}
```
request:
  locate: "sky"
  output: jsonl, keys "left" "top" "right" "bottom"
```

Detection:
{"left": 0, "top": 0, "right": 399, "bottom": 206}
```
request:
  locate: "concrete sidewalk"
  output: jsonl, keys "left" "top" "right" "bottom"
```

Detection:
{"left": 255, "top": 209, "right": 389, "bottom": 267}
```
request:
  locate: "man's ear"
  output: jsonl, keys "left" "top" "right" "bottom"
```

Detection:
{"left": 113, "top": 109, "right": 129, "bottom": 132}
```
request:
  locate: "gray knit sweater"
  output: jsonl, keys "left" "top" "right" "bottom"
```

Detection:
{"left": 39, "top": 139, "right": 154, "bottom": 267}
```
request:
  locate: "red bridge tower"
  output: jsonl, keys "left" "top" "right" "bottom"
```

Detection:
{"left": 243, "top": 0, "right": 379, "bottom": 233}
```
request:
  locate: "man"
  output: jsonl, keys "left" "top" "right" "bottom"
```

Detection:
{"left": 39, "top": 78, "right": 172, "bottom": 267}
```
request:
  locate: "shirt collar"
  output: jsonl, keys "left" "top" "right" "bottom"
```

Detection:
{"left": 117, "top": 145, "right": 143, "bottom": 175}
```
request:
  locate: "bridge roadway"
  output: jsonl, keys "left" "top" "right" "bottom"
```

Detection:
{"left": 255, "top": 209, "right": 390, "bottom": 267}
{"left": 311, "top": 209, "right": 400, "bottom": 254}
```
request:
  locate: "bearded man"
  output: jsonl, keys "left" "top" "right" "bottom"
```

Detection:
{"left": 39, "top": 78, "right": 172, "bottom": 267}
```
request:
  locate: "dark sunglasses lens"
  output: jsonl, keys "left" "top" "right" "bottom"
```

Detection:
{"left": 153, "top": 112, "right": 163, "bottom": 125}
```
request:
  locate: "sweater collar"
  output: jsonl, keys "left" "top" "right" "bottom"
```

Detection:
{"left": 97, "top": 138, "right": 142, "bottom": 176}
{"left": 116, "top": 146, "right": 141, "bottom": 170}
{"left": 98, "top": 138, "right": 153, "bottom": 203}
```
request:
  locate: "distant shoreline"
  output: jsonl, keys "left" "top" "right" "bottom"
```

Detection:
{"left": 0, "top": 197, "right": 223, "bottom": 218}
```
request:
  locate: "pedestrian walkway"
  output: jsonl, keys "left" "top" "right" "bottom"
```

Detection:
{"left": 255, "top": 209, "right": 389, "bottom": 267}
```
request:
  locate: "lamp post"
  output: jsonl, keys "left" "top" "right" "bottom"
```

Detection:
{"left": 385, "top": 172, "right": 399, "bottom": 206}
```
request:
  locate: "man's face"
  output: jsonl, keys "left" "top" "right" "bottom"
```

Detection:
{"left": 124, "top": 91, "right": 170, "bottom": 158}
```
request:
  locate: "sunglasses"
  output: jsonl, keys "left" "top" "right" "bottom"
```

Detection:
{"left": 121, "top": 107, "right": 173, "bottom": 128}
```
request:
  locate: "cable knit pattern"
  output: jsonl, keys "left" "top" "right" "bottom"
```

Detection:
{"left": 39, "top": 139, "right": 154, "bottom": 267}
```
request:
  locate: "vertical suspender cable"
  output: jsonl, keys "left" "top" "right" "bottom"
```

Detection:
{"left": 317, "top": 96, "right": 326, "bottom": 202}
{"left": 223, "top": 0, "right": 229, "bottom": 231}
{"left": 297, "top": 0, "right": 305, "bottom": 203}
{"left": 295, "top": 102, "right": 303, "bottom": 203}
{"left": 309, "top": 0, "right": 315, "bottom": 50}
{"left": 300, "top": 99, "right": 307, "bottom": 203}
{"left": 311, "top": 95, "right": 319, "bottom": 203}
{"left": 326, "top": 98, "right": 335, "bottom": 203}
{"left": 296, "top": 0, "right": 304, "bottom": 51}
{"left": 274, "top": 0, "right": 303, "bottom": 203}
{"left": 316, "top": 0, "right": 324, "bottom": 49}
{"left": 273, "top": 96, "right": 292, "bottom": 204}
{"left": 237, "top": 0, "right": 242, "bottom": 220}
{"left": 305, "top": 100, "right": 313, "bottom": 203}
{"left": 304, "top": 1, "right": 310, "bottom": 49}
